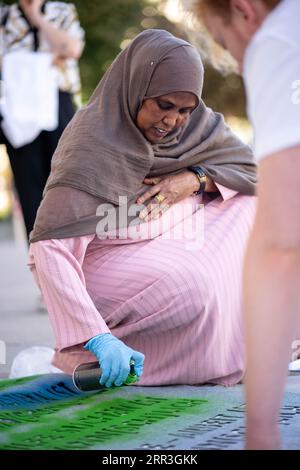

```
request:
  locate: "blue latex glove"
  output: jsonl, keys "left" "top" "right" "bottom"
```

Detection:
{"left": 84, "top": 333, "right": 145, "bottom": 388}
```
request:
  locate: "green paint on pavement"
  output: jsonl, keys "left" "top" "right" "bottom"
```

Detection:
{"left": 0, "top": 376, "right": 209, "bottom": 450}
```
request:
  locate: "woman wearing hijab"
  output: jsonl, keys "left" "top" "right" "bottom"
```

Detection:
{"left": 28, "top": 29, "right": 257, "bottom": 389}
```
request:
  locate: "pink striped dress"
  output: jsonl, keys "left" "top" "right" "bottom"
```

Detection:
{"left": 28, "top": 187, "right": 257, "bottom": 386}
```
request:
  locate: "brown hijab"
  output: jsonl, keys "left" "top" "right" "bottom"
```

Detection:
{"left": 30, "top": 29, "right": 256, "bottom": 243}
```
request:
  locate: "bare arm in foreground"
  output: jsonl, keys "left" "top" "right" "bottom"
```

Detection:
{"left": 244, "top": 145, "right": 300, "bottom": 449}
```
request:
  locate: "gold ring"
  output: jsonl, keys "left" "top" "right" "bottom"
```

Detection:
{"left": 155, "top": 194, "right": 165, "bottom": 204}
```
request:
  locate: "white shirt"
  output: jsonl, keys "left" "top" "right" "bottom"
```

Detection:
{"left": 243, "top": 0, "right": 300, "bottom": 161}
{"left": 1, "top": 51, "right": 59, "bottom": 147}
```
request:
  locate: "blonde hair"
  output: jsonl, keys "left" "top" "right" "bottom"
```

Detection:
{"left": 179, "top": 0, "right": 281, "bottom": 73}
{"left": 194, "top": 0, "right": 281, "bottom": 19}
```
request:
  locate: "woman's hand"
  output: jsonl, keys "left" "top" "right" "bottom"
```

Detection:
{"left": 19, "top": 0, "right": 44, "bottom": 26}
{"left": 84, "top": 333, "right": 145, "bottom": 388}
{"left": 137, "top": 170, "right": 217, "bottom": 222}
{"left": 20, "top": 0, "right": 84, "bottom": 59}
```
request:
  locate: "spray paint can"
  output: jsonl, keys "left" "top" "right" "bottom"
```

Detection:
{"left": 72, "top": 359, "right": 138, "bottom": 392}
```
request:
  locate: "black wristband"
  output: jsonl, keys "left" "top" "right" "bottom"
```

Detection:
{"left": 188, "top": 166, "right": 207, "bottom": 195}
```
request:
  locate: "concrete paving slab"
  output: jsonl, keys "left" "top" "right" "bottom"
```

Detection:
{"left": 0, "top": 374, "right": 299, "bottom": 450}
{"left": 0, "top": 222, "right": 55, "bottom": 379}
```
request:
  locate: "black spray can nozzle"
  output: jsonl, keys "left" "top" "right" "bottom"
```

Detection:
{"left": 72, "top": 359, "right": 137, "bottom": 392}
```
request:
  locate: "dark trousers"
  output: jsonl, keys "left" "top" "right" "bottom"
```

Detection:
{"left": 3, "top": 91, "right": 75, "bottom": 239}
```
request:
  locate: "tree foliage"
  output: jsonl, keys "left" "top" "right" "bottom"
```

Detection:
{"left": 2, "top": 0, "right": 246, "bottom": 116}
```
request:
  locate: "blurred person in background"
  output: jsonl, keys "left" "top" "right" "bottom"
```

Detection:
{"left": 0, "top": 0, "right": 84, "bottom": 240}
{"left": 190, "top": 0, "right": 300, "bottom": 449}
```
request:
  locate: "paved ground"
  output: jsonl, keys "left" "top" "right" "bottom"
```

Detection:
{"left": 0, "top": 218, "right": 300, "bottom": 450}
{"left": 0, "top": 219, "right": 55, "bottom": 379}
